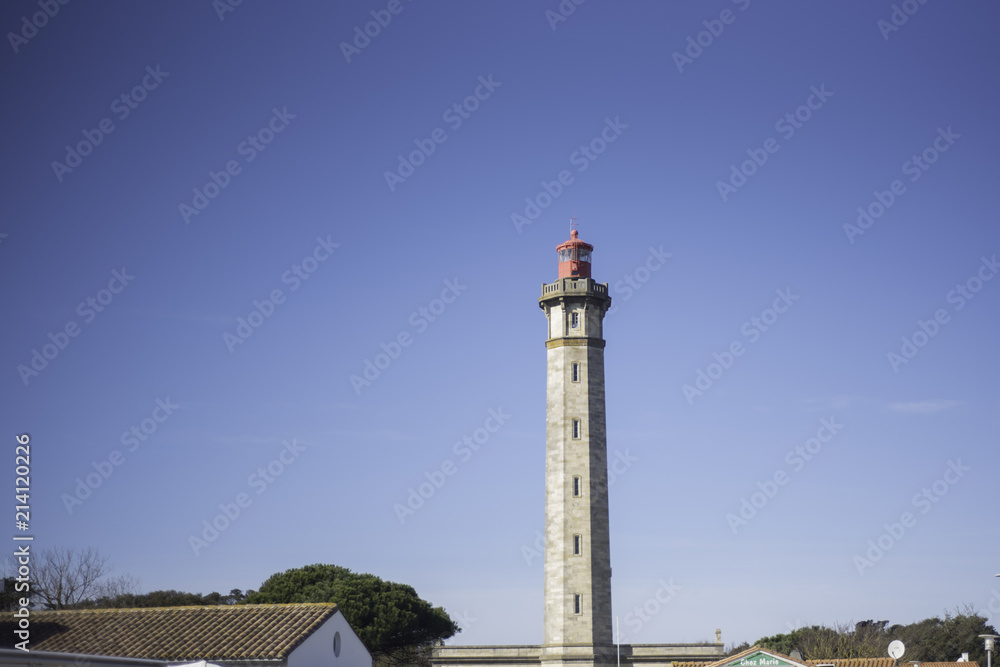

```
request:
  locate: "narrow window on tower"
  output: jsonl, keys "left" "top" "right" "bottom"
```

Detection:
{"left": 571, "top": 311, "right": 579, "bottom": 328}
{"left": 572, "top": 476, "right": 582, "bottom": 497}
{"left": 574, "top": 594, "right": 582, "bottom": 615}
{"left": 571, "top": 362, "right": 580, "bottom": 382}
{"left": 573, "top": 534, "right": 582, "bottom": 555}
{"left": 572, "top": 419, "right": 581, "bottom": 439}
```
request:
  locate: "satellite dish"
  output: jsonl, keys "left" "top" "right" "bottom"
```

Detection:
{"left": 888, "top": 640, "right": 906, "bottom": 660}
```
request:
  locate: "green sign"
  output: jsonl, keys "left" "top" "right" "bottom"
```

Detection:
{"left": 727, "top": 652, "right": 794, "bottom": 667}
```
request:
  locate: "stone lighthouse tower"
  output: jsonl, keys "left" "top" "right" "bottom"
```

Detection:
{"left": 430, "top": 232, "right": 724, "bottom": 667}
{"left": 538, "top": 228, "right": 614, "bottom": 666}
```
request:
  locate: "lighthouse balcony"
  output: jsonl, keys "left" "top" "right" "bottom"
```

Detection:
{"left": 540, "top": 278, "right": 609, "bottom": 299}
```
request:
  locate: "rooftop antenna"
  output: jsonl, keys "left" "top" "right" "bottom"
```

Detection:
{"left": 570, "top": 213, "right": 578, "bottom": 234}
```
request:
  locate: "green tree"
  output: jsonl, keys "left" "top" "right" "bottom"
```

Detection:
{"left": 890, "top": 607, "right": 997, "bottom": 664}
{"left": 756, "top": 628, "right": 806, "bottom": 656}
{"left": 725, "top": 641, "right": 751, "bottom": 655}
{"left": 87, "top": 588, "right": 248, "bottom": 609}
{"left": 751, "top": 608, "right": 996, "bottom": 663}
{"left": 241, "top": 564, "right": 458, "bottom": 666}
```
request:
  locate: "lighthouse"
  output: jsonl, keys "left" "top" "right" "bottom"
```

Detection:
{"left": 430, "top": 230, "right": 725, "bottom": 667}
{"left": 538, "top": 228, "right": 614, "bottom": 666}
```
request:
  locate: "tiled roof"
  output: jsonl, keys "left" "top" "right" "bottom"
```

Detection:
{"left": 806, "top": 659, "right": 895, "bottom": 667}
{"left": 0, "top": 603, "right": 339, "bottom": 662}
{"left": 695, "top": 647, "right": 975, "bottom": 667}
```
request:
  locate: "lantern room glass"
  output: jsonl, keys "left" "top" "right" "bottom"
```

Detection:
{"left": 558, "top": 248, "right": 591, "bottom": 263}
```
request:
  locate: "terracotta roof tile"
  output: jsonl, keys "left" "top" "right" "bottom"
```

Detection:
{"left": 805, "top": 659, "right": 896, "bottom": 667}
{"left": 0, "top": 603, "right": 338, "bottom": 662}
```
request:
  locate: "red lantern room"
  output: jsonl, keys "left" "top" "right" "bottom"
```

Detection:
{"left": 556, "top": 229, "right": 594, "bottom": 278}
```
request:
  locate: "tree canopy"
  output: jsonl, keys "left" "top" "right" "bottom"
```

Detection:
{"left": 241, "top": 563, "right": 458, "bottom": 665}
{"left": 84, "top": 588, "right": 247, "bottom": 609}
{"left": 749, "top": 608, "right": 997, "bottom": 664}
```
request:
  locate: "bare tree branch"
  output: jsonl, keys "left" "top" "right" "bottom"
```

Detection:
{"left": 95, "top": 572, "right": 142, "bottom": 603}
{"left": 28, "top": 547, "right": 114, "bottom": 609}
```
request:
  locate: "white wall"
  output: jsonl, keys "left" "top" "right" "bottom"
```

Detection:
{"left": 288, "top": 611, "right": 372, "bottom": 667}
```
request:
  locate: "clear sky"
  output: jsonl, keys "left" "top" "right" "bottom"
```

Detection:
{"left": 2, "top": 0, "right": 998, "bottom": 650}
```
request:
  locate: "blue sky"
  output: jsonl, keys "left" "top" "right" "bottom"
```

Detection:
{"left": 2, "top": 0, "right": 998, "bottom": 650}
